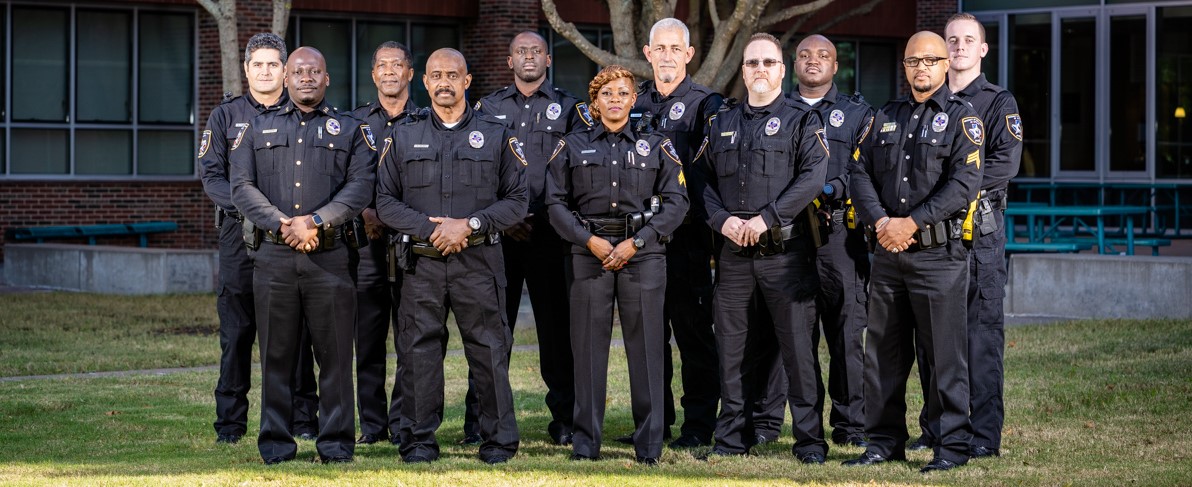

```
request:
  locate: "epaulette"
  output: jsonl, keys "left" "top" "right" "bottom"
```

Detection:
{"left": 402, "top": 107, "right": 431, "bottom": 123}
{"left": 354, "top": 100, "right": 374, "bottom": 111}
{"left": 849, "top": 91, "right": 866, "bottom": 105}
{"left": 636, "top": 79, "right": 651, "bottom": 95}
{"left": 553, "top": 86, "right": 580, "bottom": 102}
{"left": 220, "top": 92, "right": 239, "bottom": 105}
{"left": 719, "top": 98, "right": 739, "bottom": 111}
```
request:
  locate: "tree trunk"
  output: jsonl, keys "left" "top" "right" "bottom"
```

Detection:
{"left": 198, "top": 0, "right": 243, "bottom": 97}
{"left": 272, "top": 0, "right": 291, "bottom": 38}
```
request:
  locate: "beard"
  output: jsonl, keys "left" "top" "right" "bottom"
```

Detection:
{"left": 749, "top": 79, "right": 772, "bottom": 94}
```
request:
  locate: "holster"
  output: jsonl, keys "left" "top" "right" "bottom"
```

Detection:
{"left": 242, "top": 219, "right": 262, "bottom": 250}
{"left": 727, "top": 221, "right": 805, "bottom": 257}
{"left": 389, "top": 233, "right": 412, "bottom": 274}
{"left": 975, "top": 190, "right": 1001, "bottom": 237}
{"left": 805, "top": 202, "right": 827, "bottom": 248}
{"left": 342, "top": 215, "right": 369, "bottom": 249}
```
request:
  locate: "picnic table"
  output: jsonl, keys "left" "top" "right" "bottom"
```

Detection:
{"left": 1004, "top": 205, "right": 1149, "bottom": 255}
{"left": 1012, "top": 181, "right": 1188, "bottom": 236}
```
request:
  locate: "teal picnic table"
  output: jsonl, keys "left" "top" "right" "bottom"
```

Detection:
{"left": 1013, "top": 182, "right": 1188, "bottom": 236}
{"left": 1004, "top": 205, "right": 1149, "bottom": 255}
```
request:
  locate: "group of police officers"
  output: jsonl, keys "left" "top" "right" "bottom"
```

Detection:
{"left": 199, "top": 12, "right": 1020, "bottom": 473}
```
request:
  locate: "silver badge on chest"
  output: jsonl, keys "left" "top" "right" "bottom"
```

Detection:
{"left": 636, "top": 139, "right": 651, "bottom": 157}
{"left": 764, "top": 117, "right": 781, "bottom": 136}
{"left": 829, "top": 109, "right": 845, "bottom": 128}
{"left": 932, "top": 112, "right": 949, "bottom": 133}
{"left": 325, "top": 118, "right": 341, "bottom": 135}
{"left": 669, "top": 102, "right": 685, "bottom": 120}
{"left": 546, "top": 102, "right": 561, "bottom": 120}
{"left": 469, "top": 130, "right": 485, "bottom": 148}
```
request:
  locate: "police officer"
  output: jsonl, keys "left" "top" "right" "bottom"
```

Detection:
{"left": 199, "top": 33, "right": 320, "bottom": 445}
{"left": 348, "top": 40, "right": 419, "bottom": 447}
{"left": 789, "top": 34, "right": 875, "bottom": 448}
{"left": 545, "top": 65, "right": 688, "bottom": 465}
{"left": 374, "top": 48, "right": 526, "bottom": 465}
{"left": 230, "top": 46, "right": 376, "bottom": 465}
{"left": 842, "top": 31, "right": 983, "bottom": 473}
{"left": 469, "top": 31, "right": 590, "bottom": 446}
{"left": 628, "top": 17, "right": 722, "bottom": 448}
{"left": 691, "top": 33, "right": 829, "bottom": 463}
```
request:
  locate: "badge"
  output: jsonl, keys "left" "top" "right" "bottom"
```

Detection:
{"left": 326, "top": 118, "right": 341, "bottom": 135}
{"left": 361, "top": 124, "right": 376, "bottom": 151}
{"left": 829, "top": 109, "right": 844, "bottom": 128}
{"left": 509, "top": 137, "right": 527, "bottom": 166}
{"left": 636, "top": 139, "right": 651, "bottom": 157}
{"left": 231, "top": 123, "right": 249, "bottom": 151}
{"left": 669, "top": 102, "right": 686, "bottom": 121}
{"left": 962, "top": 116, "right": 984, "bottom": 145}
{"left": 661, "top": 139, "right": 681, "bottom": 165}
{"left": 764, "top": 117, "right": 781, "bottom": 136}
{"left": 576, "top": 103, "right": 594, "bottom": 126}
{"left": 197, "top": 130, "right": 211, "bottom": 158}
{"left": 546, "top": 102, "right": 561, "bottom": 120}
{"left": 932, "top": 112, "right": 948, "bottom": 133}
{"left": 1006, "top": 113, "right": 1023, "bottom": 141}
{"left": 469, "top": 130, "right": 485, "bottom": 148}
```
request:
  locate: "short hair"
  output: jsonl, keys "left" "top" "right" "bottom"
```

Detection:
{"left": 947, "top": 12, "right": 986, "bottom": 43}
{"left": 587, "top": 65, "right": 635, "bottom": 120}
{"left": 648, "top": 18, "right": 689, "bottom": 46}
{"left": 746, "top": 32, "right": 783, "bottom": 54}
{"left": 245, "top": 32, "right": 287, "bottom": 65}
{"left": 509, "top": 31, "right": 548, "bottom": 54}
{"left": 372, "top": 40, "right": 412, "bottom": 67}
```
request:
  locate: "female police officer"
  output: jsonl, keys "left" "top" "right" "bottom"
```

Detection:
{"left": 545, "top": 65, "right": 688, "bottom": 465}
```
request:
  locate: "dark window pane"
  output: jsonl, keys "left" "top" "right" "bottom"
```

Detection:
{"left": 1109, "top": 15, "right": 1146, "bottom": 173}
{"left": 13, "top": 7, "right": 68, "bottom": 122}
{"left": 1059, "top": 17, "right": 1095, "bottom": 173}
{"left": 982, "top": 20, "right": 1000, "bottom": 86}
{"left": 1157, "top": 6, "right": 1192, "bottom": 179}
{"left": 836, "top": 41, "right": 858, "bottom": 96}
{"left": 138, "top": 131, "right": 194, "bottom": 175}
{"left": 355, "top": 22, "right": 407, "bottom": 107}
{"left": 78, "top": 10, "right": 132, "bottom": 123}
{"left": 0, "top": 8, "right": 7, "bottom": 122}
{"left": 77, "top": 131, "right": 132, "bottom": 175}
{"left": 859, "top": 42, "right": 895, "bottom": 108}
{"left": 300, "top": 19, "right": 352, "bottom": 111}
{"left": 410, "top": 24, "right": 459, "bottom": 107}
{"left": 1009, "top": 14, "right": 1051, "bottom": 178}
{"left": 549, "top": 29, "right": 599, "bottom": 104}
{"left": 139, "top": 13, "right": 194, "bottom": 123}
{"left": 11, "top": 129, "right": 68, "bottom": 175}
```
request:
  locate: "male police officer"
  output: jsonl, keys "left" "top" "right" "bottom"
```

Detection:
{"left": 231, "top": 46, "right": 376, "bottom": 465}
{"left": 470, "top": 31, "right": 590, "bottom": 446}
{"left": 374, "top": 48, "right": 526, "bottom": 465}
{"left": 628, "top": 17, "right": 723, "bottom": 449}
{"left": 843, "top": 31, "right": 983, "bottom": 473}
{"left": 199, "top": 33, "right": 319, "bottom": 445}
{"left": 692, "top": 33, "right": 829, "bottom": 463}
{"left": 789, "top": 34, "right": 875, "bottom": 448}
{"left": 348, "top": 40, "right": 419, "bottom": 446}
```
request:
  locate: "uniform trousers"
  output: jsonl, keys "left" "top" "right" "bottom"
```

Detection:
{"left": 662, "top": 222, "right": 719, "bottom": 441}
{"left": 568, "top": 252, "right": 666, "bottom": 460}
{"left": 712, "top": 247, "right": 825, "bottom": 456}
{"left": 353, "top": 235, "right": 401, "bottom": 440}
{"left": 864, "top": 242, "right": 972, "bottom": 464}
{"left": 742, "top": 294, "right": 787, "bottom": 441}
{"left": 396, "top": 245, "right": 519, "bottom": 461}
{"left": 814, "top": 223, "right": 870, "bottom": 441}
{"left": 253, "top": 242, "right": 357, "bottom": 461}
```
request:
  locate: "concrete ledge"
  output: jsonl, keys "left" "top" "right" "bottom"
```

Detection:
{"left": 1007, "top": 253, "right": 1192, "bottom": 319}
{"left": 4, "top": 243, "right": 216, "bottom": 294}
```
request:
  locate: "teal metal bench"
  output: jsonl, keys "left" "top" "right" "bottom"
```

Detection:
{"left": 1005, "top": 242, "right": 1092, "bottom": 253}
{"left": 1052, "top": 236, "right": 1172, "bottom": 256}
{"left": 6, "top": 221, "right": 178, "bottom": 247}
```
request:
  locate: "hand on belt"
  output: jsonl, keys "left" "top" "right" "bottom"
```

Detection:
{"left": 410, "top": 233, "right": 499, "bottom": 258}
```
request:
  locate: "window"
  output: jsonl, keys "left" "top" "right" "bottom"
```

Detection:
{"left": 1158, "top": 6, "right": 1192, "bottom": 179}
{"left": 0, "top": 4, "right": 196, "bottom": 178}
{"left": 1008, "top": 13, "right": 1051, "bottom": 178}
{"left": 545, "top": 27, "right": 602, "bottom": 100}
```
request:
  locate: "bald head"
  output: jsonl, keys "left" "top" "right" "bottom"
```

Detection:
{"left": 906, "top": 31, "right": 948, "bottom": 59}
{"left": 285, "top": 46, "right": 329, "bottom": 111}
{"left": 424, "top": 48, "right": 471, "bottom": 111}
{"left": 903, "top": 31, "right": 949, "bottom": 101}
{"left": 794, "top": 34, "right": 838, "bottom": 91}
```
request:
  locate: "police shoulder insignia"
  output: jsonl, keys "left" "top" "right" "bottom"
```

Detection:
{"left": 361, "top": 124, "right": 376, "bottom": 151}
{"left": 231, "top": 123, "right": 249, "bottom": 151}
{"left": 198, "top": 130, "right": 211, "bottom": 158}
{"left": 678, "top": 169, "right": 687, "bottom": 187}
{"left": 693, "top": 137, "right": 709, "bottom": 162}
{"left": 966, "top": 149, "right": 980, "bottom": 169}
{"left": 858, "top": 116, "right": 874, "bottom": 143}
{"left": 962, "top": 116, "right": 984, "bottom": 146}
{"left": 661, "top": 139, "right": 681, "bottom": 165}
{"left": 379, "top": 137, "right": 393, "bottom": 165}
{"left": 548, "top": 139, "right": 566, "bottom": 163}
{"left": 576, "top": 102, "right": 594, "bottom": 126}
{"left": 815, "top": 128, "right": 830, "bottom": 157}
{"left": 474, "top": 100, "right": 483, "bottom": 111}
{"left": 509, "top": 137, "right": 527, "bottom": 166}
{"left": 1006, "top": 113, "right": 1023, "bottom": 141}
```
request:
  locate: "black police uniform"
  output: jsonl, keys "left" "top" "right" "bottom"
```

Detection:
{"left": 789, "top": 84, "right": 876, "bottom": 445}
{"left": 348, "top": 97, "right": 419, "bottom": 443}
{"left": 230, "top": 100, "right": 376, "bottom": 463}
{"left": 913, "top": 73, "right": 1021, "bottom": 455}
{"left": 545, "top": 123, "right": 689, "bottom": 461}
{"left": 692, "top": 95, "right": 828, "bottom": 457}
{"left": 199, "top": 91, "right": 321, "bottom": 441}
{"left": 630, "top": 77, "right": 723, "bottom": 443}
{"left": 850, "top": 85, "right": 984, "bottom": 465}
{"left": 374, "top": 106, "right": 526, "bottom": 463}
{"left": 469, "top": 81, "right": 592, "bottom": 443}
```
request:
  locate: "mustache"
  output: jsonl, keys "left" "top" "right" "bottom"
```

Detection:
{"left": 435, "top": 87, "right": 455, "bottom": 96}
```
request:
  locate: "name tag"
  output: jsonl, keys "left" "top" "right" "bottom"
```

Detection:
{"left": 413, "top": 144, "right": 429, "bottom": 148}
{"left": 581, "top": 149, "right": 596, "bottom": 154}
{"left": 880, "top": 122, "right": 898, "bottom": 133}
{"left": 261, "top": 128, "right": 278, "bottom": 134}
{"left": 720, "top": 131, "right": 735, "bottom": 137}
{"left": 495, "top": 115, "right": 507, "bottom": 120}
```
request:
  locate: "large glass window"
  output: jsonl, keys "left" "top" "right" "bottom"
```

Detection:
{"left": 1158, "top": 7, "right": 1192, "bottom": 179}
{"left": 12, "top": 7, "right": 68, "bottom": 122}
{"left": 1109, "top": 15, "right": 1147, "bottom": 173}
{"left": 139, "top": 12, "right": 194, "bottom": 124}
{"left": 981, "top": 19, "right": 1000, "bottom": 86}
{"left": 548, "top": 28, "right": 601, "bottom": 100}
{"left": 298, "top": 19, "right": 352, "bottom": 111}
{"left": 78, "top": 10, "right": 131, "bottom": 123}
{"left": 1058, "top": 17, "right": 1096, "bottom": 173}
{"left": 1009, "top": 13, "right": 1051, "bottom": 178}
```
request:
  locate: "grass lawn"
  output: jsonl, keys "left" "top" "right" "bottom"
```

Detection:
{"left": 1, "top": 293, "right": 1190, "bottom": 485}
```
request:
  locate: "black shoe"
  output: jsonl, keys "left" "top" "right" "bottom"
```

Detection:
{"left": 295, "top": 432, "right": 318, "bottom": 441}
{"left": 636, "top": 456, "right": 660, "bottom": 466}
{"left": 402, "top": 454, "right": 436, "bottom": 464}
{"left": 356, "top": 433, "right": 386, "bottom": 445}
{"left": 551, "top": 432, "right": 574, "bottom": 446}
{"left": 216, "top": 433, "right": 242, "bottom": 444}
{"left": 458, "top": 433, "right": 483, "bottom": 445}
{"left": 263, "top": 456, "right": 291, "bottom": 465}
{"left": 796, "top": 451, "right": 826, "bottom": 464}
{"left": 752, "top": 433, "right": 778, "bottom": 447}
{"left": 320, "top": 455, "right": 353, "bottom": 464}
{"left": 842, "top": 450, "right": 905, "bottom": 466}
{"left": 570, "top": 453, "right": 599, "bottom": 461}
{"left": 668, "top": 434, "right": 710, "bottom": 449}
{"left": 907, "top": 435, "right": 933, "bottom": 451}
{"left": 920, "top": 457, "right": 965, "bottom": 473}
{"left": 480, "top": 452, "right": 512, "bottom": 465}
{"left": 844, "top": 434, "right": 869, "bottom": 448}
{"left": 969, "top": 445, "right": 1000, "bottom": 458}
{"left": 696, "top": 447, "right": 744, "bottom": 461}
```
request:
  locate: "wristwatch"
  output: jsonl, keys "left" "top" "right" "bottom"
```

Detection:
{"left": 311, "top": 213, "right": 326, "bottom": 229}
{"left": 468, "top": 216, "right": 482, "bottom": 233}
{"left": 632, "top": 235, "right": 646, "bottom": 249}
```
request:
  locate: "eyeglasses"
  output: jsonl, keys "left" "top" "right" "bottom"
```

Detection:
{"left": 903, "top": 56, "right": 945, "bottom": 68}
{"left": 743, "top": 58, "right": 782, "bottom": 69}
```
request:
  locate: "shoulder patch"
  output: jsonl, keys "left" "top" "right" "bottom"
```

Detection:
{"left": 474, "top": 100, "right": 483, "bottom": 111}
{"left": 815, "top": 128, "right": 830, "bottom": 157}
{"left": 230, "top": 123, "right": 249, "bottom": 151}
{"left": 966, "top": 149, "right": 980, "bottom": 169}
{"left": 1006, "top": 113, "right": 1023, "bottom": 141}
{"left": 962, "top": 116, "right": 985, "bottom": 146}
{"left": 661, "top": 139, "right": 682, "bottom": 165}
{"left": 378, "top": 137, "right": 393, "bottom": 166}
{"left": 576, "top": 102, "right": 594, "bottom": 127}
{"left": 858, "top": 115, "right": 874, "bottom": 144}
{"left": 509, "top": 137, "right": 527, "bottom": 166}
{"left": 693, "top": 137, "right": 709, "bottom": 162}
{"left": 548, "top": 139, "right": 566, "bottom": 163}
{"left": 197, "top": 130, "right": 211, "bottom": 158}
{"left": 361, "top": 124, "right": 376, "bottom": 151}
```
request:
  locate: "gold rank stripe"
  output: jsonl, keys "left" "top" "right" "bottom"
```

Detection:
{"left": 966, "top": 149, "right": 980, "bottom": 168}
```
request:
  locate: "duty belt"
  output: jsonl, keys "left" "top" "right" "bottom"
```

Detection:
{"left": 578, "top": 211, "right": 656, "bottom": 240}
{"left": 410, "top": 233, "right": 500, "bottom": 258}
{"left": 981, "top": 189, "right": 1008, "bottom": 210}
{"left": 727, "top": 222, "right": 805, "bottom": 257}
{"left": 263, "top": 225, "right": 343, "bottom": 253}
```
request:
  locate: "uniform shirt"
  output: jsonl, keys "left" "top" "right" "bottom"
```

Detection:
{"left": 374, "top": 107, "right": 528, "bottom": 240}
{"left": 693, "top": 95, "right": 828, "bottom": 233}
{"left": 545, "top": 124, "right": 689, "bottom": 255}
{"left": 199, "top": 92, "right": 289, "bottom": 212}
{"left": 953, "top": 73, "right": 1022, "bottom": 193}
{"left": 229, "top": 100, "right": 377, "bottom": 233}
{"left": 789, "top": 84, "right": 875, "bottom": 204}
{"left": 475, "top": 80, "right": 592, "bottom": 213}
{"left": 350, "top": 98, "right": 420, "bottom": 139}
{"left": 631, "top": 77, "right": 723, "bottom": 164}
{"left": 850, "top": 85, "right": 984, "bottom": 229}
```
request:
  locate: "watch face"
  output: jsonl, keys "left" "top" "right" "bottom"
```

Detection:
{"left": 634, "top": 237, "right": 645, "bottom": 248}
{"left": 469, "top": 217, "right": 481, "bottom": 230}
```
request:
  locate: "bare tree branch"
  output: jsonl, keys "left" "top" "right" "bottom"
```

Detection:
{"left": 802, "top": 0, "right": 883, "bottom": 35}
{"left": 708, "top": 0, "right": 720, "bottom": 27}
{"left": 541, "top": 0, "right": 652, "bottom": 78}
{"left": 759, "top": 0, "right": 835, "bottom": 29}
{"left": 607, "top": 0, "right": 640, "bottom": 57}
{"left": 694, "top": 0, "right": 764, "bottom": 87}
{"left": 272, "top": 0, "right": 291, "bottom": 39}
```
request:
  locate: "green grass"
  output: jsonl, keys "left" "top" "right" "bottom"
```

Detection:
{"left": 1, "top": 292, "right": 1190, "bottom": 485}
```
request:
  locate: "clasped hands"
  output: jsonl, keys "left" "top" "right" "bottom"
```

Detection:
{"left": 875, "top": 216, "right": 918, "bottom": 254}
{"left": 587, "top": 236, "right": 637, "bottom": 271}
{"left": 720, "top": 215, "right": 770, "bottom": 247}
{"left": 280, "top": 215, "right": 320, "bottom": 253}
{"left": 428, "top": 216, "right": 472, "bottom": 255}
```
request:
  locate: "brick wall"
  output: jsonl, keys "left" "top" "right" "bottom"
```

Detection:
{"left": 461, "top": 0, "right": 541, "bottom": 99}
{"left": 917, "top": 0, "right": 959, "bottom": 34}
